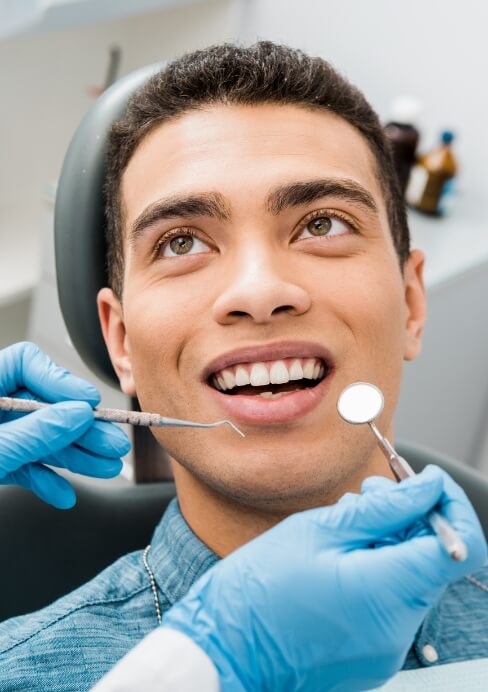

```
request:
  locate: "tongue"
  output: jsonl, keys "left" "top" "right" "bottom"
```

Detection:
{"left": 229, "top": 380, "right": 309, "bottom": 396}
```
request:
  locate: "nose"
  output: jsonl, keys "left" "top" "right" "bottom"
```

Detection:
{"left": 212, "top": 247, "right": 311, "bottom": 325}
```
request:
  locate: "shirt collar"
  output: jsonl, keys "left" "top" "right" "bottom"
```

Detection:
{"left": 148, "top": 497, "right": 219, "bottom": 606}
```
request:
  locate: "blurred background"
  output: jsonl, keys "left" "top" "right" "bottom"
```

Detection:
{"left": 1, "top": 0, "right": 487, "bottom": 479}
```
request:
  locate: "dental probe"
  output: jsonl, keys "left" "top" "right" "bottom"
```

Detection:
{"left": 337, "top": 382, "right": 467, "bottom": 562}
{"left": 0, "top": 396, "right": 245, "bottom": 437}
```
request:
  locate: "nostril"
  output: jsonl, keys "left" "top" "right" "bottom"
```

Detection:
{"left": 271, "top": 305, "right": 294, "bottom": 315}
{"left": 229, "top": 310, "right": 250, "bottom": 318}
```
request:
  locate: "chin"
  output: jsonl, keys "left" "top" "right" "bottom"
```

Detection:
{"left": 180, "top": 449, "right": 354, "bottom": 513}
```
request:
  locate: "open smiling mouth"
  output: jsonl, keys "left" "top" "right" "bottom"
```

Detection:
{"left": 207, "top": 357, "right": 329, "bottom": 399}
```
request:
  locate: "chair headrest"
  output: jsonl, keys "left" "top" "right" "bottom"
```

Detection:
{"left": 54, "top": 63, "right": 164, "bottom": 388}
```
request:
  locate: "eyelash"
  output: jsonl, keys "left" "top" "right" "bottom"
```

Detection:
{"left": 152, "top": 227, "right": 199, "bottom": 258}
{"left": 295, "top": 209, "right": 359, "bottom": 239}
{"left": 152, "top": 209, "right": 359, "bottom": 258}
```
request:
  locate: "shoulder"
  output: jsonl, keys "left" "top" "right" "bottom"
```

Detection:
{"left": 0, "top": 550, "right": 150, "bottom": 657}
{"left": 0, "top": 550, "right": 162, "bottom": 690}
{"left": 405, "top": 565, "right": 488, "bottom": 669}
{"left": 433, "top": 564, "right": 488, "bottom": 634}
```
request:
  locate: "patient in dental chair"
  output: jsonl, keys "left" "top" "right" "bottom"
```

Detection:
{"left": 0, "top": 42, "right": 487, "bottom": 691}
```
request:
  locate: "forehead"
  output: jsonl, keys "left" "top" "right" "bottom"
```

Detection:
{"left": 121, "top": 103, "right": 386, "bottom": 227}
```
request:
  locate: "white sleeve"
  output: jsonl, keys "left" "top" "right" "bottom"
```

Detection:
{"left": 90, "top": 627, "right": 220, "bottom": 692}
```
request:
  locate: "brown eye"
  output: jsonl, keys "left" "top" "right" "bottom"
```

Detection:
{"left": 306, "top": 217, "right": 332, "bottom": 236}
{"left": 160, "top": 231, "right": 212, "bottom": 258}
{"left": 169, "top": 235, "right": 194, "bottom": 255}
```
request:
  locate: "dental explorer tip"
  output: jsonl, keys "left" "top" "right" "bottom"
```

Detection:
{"left": 223, "top": 420, "right": 246, "bottom": 437}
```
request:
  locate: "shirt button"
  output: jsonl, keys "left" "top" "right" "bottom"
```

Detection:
{"left": 422, "top": 644, "right": 439, "bottom": 664}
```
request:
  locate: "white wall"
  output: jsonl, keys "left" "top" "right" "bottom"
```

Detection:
{"left": 0, "top": 0, "right": 240, "bottom": 227}
{"left": 238, "top": 0, "right": 488, "bottom": 200}
{"left": 0, "top": 0, "right": 241, "bottom": 349}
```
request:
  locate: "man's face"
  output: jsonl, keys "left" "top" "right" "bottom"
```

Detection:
{"left": 99, "top": 103, "right": 425, "bottom": 512}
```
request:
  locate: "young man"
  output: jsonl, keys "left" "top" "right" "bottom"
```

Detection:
{"left": 0, "top": 42, "right": 487, "bottom": 689}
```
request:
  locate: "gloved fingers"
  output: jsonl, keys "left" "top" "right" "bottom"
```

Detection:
{"left": 0, "top": 392, "right": 131, "bottom": 463}
{"left": 0, "top": 387, "right": 51, "bottom": 424}
{"left": 73, "top": 419, "right": 131, "bottom": 459}
{"left": 0, "top": 387, "right": 33, "bottom": 424}
{"left": 422, "top": 466, "right": 487, "bottom": 568}
{"left": 0, "top": 342, "right": 100, "bottom": 406}
{"left": 360, "top": 468, "right": 482, "bottom": 547}
{"left": 2, "top": 462, "right": 76, "bottom": 509}
{"left": 2, "top": 385, "right": 132, "bottom": 458}
{"left": 371, "top": 518, "right": 430, "bottom": 548}
{"left": 44, "top": 446, "right": 123, "bottom": 478}
{"left": 0, "top": 401, "right": 94, "bottom": 476}
{"left": 361, "top": 476, "right": 396, "bottom": 493}
{"left": 375, "top": 529, "right": 487, "bottom": 598}
{"left": 312, "top": 465, "right": 446, "bottom": 545}
{"left": 359, "top": 476, "right": 426, "bottom": 546}
{"left": 426, "top": 466, "right": 483, "bottom": 533}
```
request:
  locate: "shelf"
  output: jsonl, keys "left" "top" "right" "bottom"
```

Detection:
{"left": 0, "top": 215, "right": 40, "bottom": 309}
{"left": 0, "top": 0, "right": 203, "bottom": 40}
{"left": 408, "top": 193, "right": 488, "bottom": 291}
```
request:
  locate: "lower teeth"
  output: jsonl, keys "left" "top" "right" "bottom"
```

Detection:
{"left": 259, "top": 390, "right": 296, "bottom": 399}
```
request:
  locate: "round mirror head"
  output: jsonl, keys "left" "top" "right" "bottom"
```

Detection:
{"left": 337, "top": 382, "right": 384, "bottom": 425}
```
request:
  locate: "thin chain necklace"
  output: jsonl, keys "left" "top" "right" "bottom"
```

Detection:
{"left": 142, "top": 545, "right": 488, "bottom": 627}
{"left": 465, "top": 574, "right": 488, "bottom": 593}
{"left": 143, "top": 545, "right": 162, "bottom": 625}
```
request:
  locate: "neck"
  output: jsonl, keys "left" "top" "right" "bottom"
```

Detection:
{"left": 172, "top": 437, "right": 396, "bottom": 557}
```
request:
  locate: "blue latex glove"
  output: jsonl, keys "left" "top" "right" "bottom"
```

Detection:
{"left": 0, "top": 342, "right": 131, "bottom": 509}
{"left": 163, "top": 466, "right": 487, "bottom": 692}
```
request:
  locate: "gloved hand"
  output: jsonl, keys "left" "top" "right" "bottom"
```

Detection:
{"left": 163, "top": 466, "right": 487, "bottom": 692}
{"left": 0, "top": 342, "right": 131, "bottom": 509}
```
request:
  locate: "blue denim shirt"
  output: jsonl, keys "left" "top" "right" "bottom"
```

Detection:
{"left": 0, "top": 498, "right": 487, "bottom": 691}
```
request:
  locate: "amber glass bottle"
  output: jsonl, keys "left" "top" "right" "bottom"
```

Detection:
{"left": 406, "top": 131, "right": 457, "bottom": 215}
{"left": 384, "top": 98, "right": 420, "bottom": 194}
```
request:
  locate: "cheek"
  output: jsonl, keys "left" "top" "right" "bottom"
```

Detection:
{"left": 122, "top": 286, "right": 194, "bottom": 405}
{"left": 317, "top": 259, "right": 406, "bottom": 370}
{"left": 334, "top": 262, "right": 406, "bottom": 419}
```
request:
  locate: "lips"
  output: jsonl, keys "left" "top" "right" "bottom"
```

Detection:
{"left": 202, "top": 341, "right": 335, "bottom": 383}
{"left": 202, "top": 341, "right": 336, "bottom": 425}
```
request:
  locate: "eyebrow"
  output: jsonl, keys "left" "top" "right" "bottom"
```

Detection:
{"left": 128, "top": 192, "right": 231, "bottom": 247}
{"left": 266, "top": 178, "right": 378, "bottom": 215}
{"left": 127, "top": 177, "right": 378, "bottom": 246}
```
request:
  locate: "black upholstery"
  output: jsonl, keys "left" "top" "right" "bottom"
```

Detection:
{"left": 1, "top": 439, "right": 487, "bottom": 623}
{"left": 0, "top": 480, "right": 175, "bottom": 622}
{"left": 54, "top": 62, "right": 164, "bottom": 388}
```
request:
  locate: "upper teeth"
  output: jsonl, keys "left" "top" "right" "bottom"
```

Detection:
{"left": 212, "top": 357, "right": 325, "bottom": 391}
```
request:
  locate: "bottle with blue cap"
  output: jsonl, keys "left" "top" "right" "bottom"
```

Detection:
{"left": 406, "top": 130, "right": 457, "bottom": 215}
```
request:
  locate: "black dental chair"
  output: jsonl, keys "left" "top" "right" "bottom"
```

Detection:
{"left": 1, "top": 65, "right": 488, "bottom": 624}
{"left": 1, "top": 440, "right": 487, "bottom": 623}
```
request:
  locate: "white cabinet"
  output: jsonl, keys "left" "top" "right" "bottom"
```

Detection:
{"left": 0, "top": 213, "right": 40, "bottom": 348}
{"left": 395, "top": 200, "right": 488, "bottom": 471}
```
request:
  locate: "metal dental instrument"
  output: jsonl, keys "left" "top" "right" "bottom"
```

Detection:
{"left": 337, "top": 382, "right": 467, "bottom": 562}
{"left": 0, "top": 396, "right": 245, "bottom": 437}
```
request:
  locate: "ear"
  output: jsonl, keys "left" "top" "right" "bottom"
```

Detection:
{"left": 97, "top": 287, "right": 136, "bottom": 396}
{"left": 403, "top": 249, "right": 427, "bottom": 362}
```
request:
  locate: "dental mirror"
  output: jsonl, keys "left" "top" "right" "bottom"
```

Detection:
{"left": 336, "top": 380, "right": 468, "bottom": 562}
{"left": 337, "top": 381, "right": 384, "bottom": 425}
